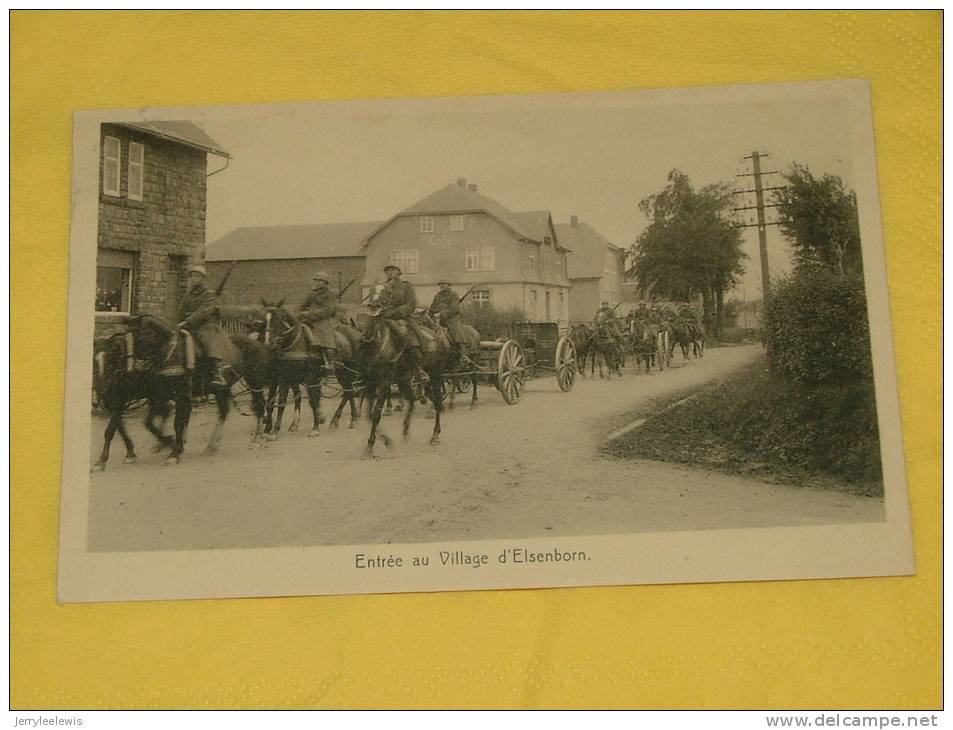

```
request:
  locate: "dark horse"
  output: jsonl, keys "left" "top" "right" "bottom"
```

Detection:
{"left": 259, "top": 301, "right": 327, "bottom": 439}
{"left": 91, "top": 315, "right": 270, "bottom": 470}
{"left": 591, "top": 320, "right": 625, "bottom": 378}
{"left": 259, "top": 302, "right": 366, "bottom": 438}
{"left": 357, "top": 311, "right": 452, "bottom": 458}
{"left": 568, "top": 323, "right": 595, "bottom": 377}
{"left": 625, "top": 318, "right": 657, "bottom": 375}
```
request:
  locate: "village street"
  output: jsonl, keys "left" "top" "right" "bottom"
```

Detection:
{"left": 86, "top": 344, "right": 884, "bottom": 552}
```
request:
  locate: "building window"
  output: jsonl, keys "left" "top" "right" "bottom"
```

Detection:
{"left": 404, "top": 248, "right": 419, "bottom": 274}
{"left": 528, "top": 252, "right": 536, "bottom": 272}
{"left": 96, "top": 249, "right": 135, "bottom": 314}
{"left": 558, "top": 291, "right": 565, "bottom": 320}
{"left": 465, "top": 247, "right": 480, "bottom": 272}
{"left": 102, "top": 136, "right": 121, "bottom": 197}
{"left": 450, "top": 215, "right": 464, "bottom": 232}
{"left": 420, "top": 216, "right": 434, "bottom": 233}
{"left": 472, "top": 290, "right": 491, "bottom": 308}
{"left": 529, "top": 289, "right": 538, "bottom": 319}
{"left": 128, "top": 141, "right": 144, "bottom": 201}
{"left": 480, "top": 246, "right": 495, "bottom": 271}
{"left": 390, "top": 248, "right": 420, "bottom": 274}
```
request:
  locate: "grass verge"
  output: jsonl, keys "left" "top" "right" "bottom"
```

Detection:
{"left": 603, "top": 356, "right": 883, "bottom": 497}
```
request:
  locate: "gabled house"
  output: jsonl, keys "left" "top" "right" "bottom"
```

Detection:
{"left": 360, "top": 179, "right": 571, "bottom": 322}
{"left": 206, "top": 221, "right": 381, "bottom": 313}
{"left": 555, "top": 216, "right": 627, "bottom": 322}
{"left": 95, "top": 120, "right": 230, "bottom": 337}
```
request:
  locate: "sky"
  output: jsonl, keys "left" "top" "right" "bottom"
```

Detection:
{"left": 198, "top": 86, "right": 860, "bottom": 300}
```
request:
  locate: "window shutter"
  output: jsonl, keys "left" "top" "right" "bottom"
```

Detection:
{"left": 128, "top": 142, "right": 144, "bottom": 201}
{"left": 103, "top": 136, "right": 121, "bottom": 197}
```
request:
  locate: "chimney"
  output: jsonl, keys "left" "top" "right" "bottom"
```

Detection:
{"left": 457, "top": 177, "right": 467, "bottom": 188}
{"left": 467, "top": 183, "right": 478, "bottom": 192}
{"left": 570, "top": 215, "right": 579, "bottom": 228}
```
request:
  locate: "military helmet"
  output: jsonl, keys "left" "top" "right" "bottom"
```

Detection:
{"left": 312, "top": 270, "right": 331, "bottom": 284}
{"left": 384, "top": 264, "right": 402, "bottom": 275}
{"left": 188, "top": 264, "right": 207, "bottom": 277}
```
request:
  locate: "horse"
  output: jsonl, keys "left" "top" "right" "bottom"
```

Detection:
{"left": 356, "top": 303, "right": 451, "bottom": 458}
{"left": 625, "top": 318, "right": 658, "bottom": 375}
{"left": 669, "top": 319, "right": 696, "bottom": 361}
{"left": 259, "top": 301, "right": 328, "bottom": 439}
{"left": 90, "top": 315, "right": 271, "bottom": 471}
{"left": 568, "top": 323, "right": 595, "bottom": 377}
{"left": 591, "top": 320, "right": 625, "bottom": 378}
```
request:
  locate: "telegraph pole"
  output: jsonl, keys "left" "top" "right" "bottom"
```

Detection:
{"left": 733, "top": 152, "right": 785, "bottom": 366}
{"left": 733, "top": 151, "right": 784, "bottom": 304}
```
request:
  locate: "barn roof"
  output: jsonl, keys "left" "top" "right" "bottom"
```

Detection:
{"left": 555, "top": 220, "right": 624, "bottom": 279}
{"left": 206, "top": 221, "right": 382, "bottom": 261}
{"left": 366, "top": 182, "right": 567, "bottom": 250}
{"left": 119, "top": 121, "right": 231, "bottom": 158}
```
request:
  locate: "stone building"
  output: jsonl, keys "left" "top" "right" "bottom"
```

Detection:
{"left": 360, "top": 179, "right": 571, "bottom": 322}
{"left": 94, "top": 121, "right": 229, "bottom": 337}
{"left": 206, "top": 222, "right": 379, "bottom": 316}
{"left": 555, "top": 216, "right": 626, "bottom": 322}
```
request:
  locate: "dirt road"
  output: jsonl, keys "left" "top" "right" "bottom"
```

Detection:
{"left": 87, "top": 344, "right": 884, "bottom": 552}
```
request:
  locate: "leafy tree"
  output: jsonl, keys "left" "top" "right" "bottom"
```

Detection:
{"left": 773, "top": 164, "right": 862, "bottom": 275}
{"left": 629, "top": 170, "right": 747, "bottom": 335}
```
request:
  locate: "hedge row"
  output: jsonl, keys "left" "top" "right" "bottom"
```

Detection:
{"left": 764, "top": 266, "right": 873, "bottom": 385}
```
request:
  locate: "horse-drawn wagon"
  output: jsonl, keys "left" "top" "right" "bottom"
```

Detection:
{"left": 448, "top": 321, "right": 577, "bottom": 405}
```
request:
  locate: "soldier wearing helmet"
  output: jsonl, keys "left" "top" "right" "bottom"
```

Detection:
{"left": 298, "top": 270, "right": 339, "bottom": 366}
{"left": 379, "top": 264, "right": 425, "bottom": 367}
{"left": 428, "top": 278, "right": 465, "bottom": 352}
{"left": 175, "top": 263, "right": 229, "bottom": 386}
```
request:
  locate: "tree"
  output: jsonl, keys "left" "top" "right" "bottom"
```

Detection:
{"left": 773, "top": 164, "right": 861, "bottom": 275}
{"left": 629, "top": 170, "right": 747, "bottom": 335}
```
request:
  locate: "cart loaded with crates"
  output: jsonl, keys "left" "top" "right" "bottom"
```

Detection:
{"left": 448, "top": 321, "right": 577, "bottom": 405}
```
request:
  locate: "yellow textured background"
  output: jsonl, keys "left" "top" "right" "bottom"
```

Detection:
{"left": 11, "top": 11, "right": 941, "bottom": 709}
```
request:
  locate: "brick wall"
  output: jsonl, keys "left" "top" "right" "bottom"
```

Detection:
{"left": 95, "top": 123, "right": 207, "bottom": 338}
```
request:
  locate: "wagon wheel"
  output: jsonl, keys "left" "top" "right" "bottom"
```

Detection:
{"left": 453, "top": 373, "right": 473, "bottom": 393}
{"left": 555, "top": 336, "right": 577, "bottom": 392}
{"left": 496, "top": 340, "right": 526, "bottom": 405}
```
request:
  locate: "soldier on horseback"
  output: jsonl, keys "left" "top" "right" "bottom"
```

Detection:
{"left": 175, "top": 264, "right": 229, "bottom": 386}
{"left": 595, "top": 301, "right": 623, "bottom": 344}
{"left": 298, "top": 270, "right": 339, "bottom": 368}
{"left": 378, "top": 263, "right": 426, "bottom": 370}
{"left": 428, "top": 278, "right": 466, "bottom": 355}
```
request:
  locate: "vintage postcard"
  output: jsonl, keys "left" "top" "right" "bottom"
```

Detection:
{"left": 58, "top": 80, "right": 913, "bottom": 602}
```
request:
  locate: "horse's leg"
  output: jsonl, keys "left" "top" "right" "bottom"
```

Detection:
{"left": 398, "top": 375, "right": 416, "bottom": 439}
{"left": 288, "top": 382, "right": 302, "bottom": 432}
{"left": 92, "top": 403, "right": 123, "bottom": 471}
{"left": 306, "top": 383, "right": 321, "bottom": 438}
{"left": 116, "top": 414, "right": 138, "bottom": 464}
{"left": 428, "top": 372, "right": 443, "bottom": 446}
{"left": 166, "top": 381, "right": 192, "bottom": 465}
{"left": 470, "top": 373, "right": 479, "bottom": 409}
{"left": 347, "top": 379, "right": 360, "bottom": 427}
{"left": 204, "top": 383, "right": 230, "bottom": 455}
{"left": 363, "top": 380, "right": 392, "bottom": 458}
{"left": 263, "top": 382, "right": 277, "bottom": 436}
{"left": 250, "top": 386, "right": 266, "bottom": 447}
{"left": 273, "top": 381, "right": 290, "bottom": 436}
{"left": 145, "top": 398, "right": 174, "bottom": 451}
{"left": 329, "top": 380, "right": 347, "bottom": 429}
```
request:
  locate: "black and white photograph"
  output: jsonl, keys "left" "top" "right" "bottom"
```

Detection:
{"left": 58, "top": 80, "right": 913, "bottom": 602}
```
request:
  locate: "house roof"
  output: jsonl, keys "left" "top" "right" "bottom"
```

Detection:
{"left": 206, "top": 221, "right": 382, "bottom": 262}
{"left": 555, "top": 221, "right": 625, "bottom": 279}
{"left": 367, "top": 182, "right": 566, "bottom": 250}
{"left": 119, "top": 121, "right": 231, "bottom": 158}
